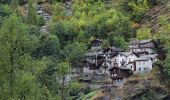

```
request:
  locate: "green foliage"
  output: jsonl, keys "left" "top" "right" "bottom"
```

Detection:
{"left": 28, "top": 0, "right": 37, "bottom": 25}
{"left": 52, "top": 21, "right": 79, "bottom": 47}
{"left": 38, "top": 15, "right": 45, "bottom": 26}
{"left": 0, "top": 13, "right": 49, "bottom": 99}
{"left": 121, "top": 0, "right": 149, "bottom": 22}
{"left": 32, "top": 33, "right": 61, "bottom": 58}
{"left": 10, "top": 0, "right": 18, "bottom": 11}
{"left": 1, "top": 0, "right": 166, "bottom": 99}
{"left": 64, "top": 42, "right": 86, "bottom": 67}
{"left": 56, "top": 60, "right": 70, "bottom": 76}
{"left": 18, "top": 0, "right": 28, "bottom": 5}
{"left": 0, "top": 4, "right": 12, "bottom": 26}
{"left": 156, "top": 16, "right": 170, "bottom": 89}
{"left": 101, "top": 39, "right": 110, "bottom": 49}
{"left": 0, "top": 4, "right": 12, "bottom": 17}
{"left": 51, "top": 1, "right": 132, "bottom": 49}
{"left": 78, "top": 91, "right": 97, "bottom": 100}
{"left": 69, "top": 81, "right": 84, "bottom": 96}
{"left": 108, "top": 32, "right": 128, "bottom": 49}
{"left": 136, "top": 27, "right": 151, "bottom": 40}
{"left": 0, "top": 0, "right": 11, "bottom": 4}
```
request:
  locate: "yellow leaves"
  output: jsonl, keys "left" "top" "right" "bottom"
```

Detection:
{"left": 131, "top": 21, "right": 140, "bottom": 29}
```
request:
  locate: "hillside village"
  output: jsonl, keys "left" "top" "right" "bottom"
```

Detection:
{"left": 0, "top": 0, "right": 170, "bottom": 100}
{"left": 67, "top": 38, "right": 158, "bottom": 88}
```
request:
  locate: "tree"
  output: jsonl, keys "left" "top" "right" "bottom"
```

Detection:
{"left": 0, "top": 14, "right": 48, "bottom": 99}
{"left": 108, "top": 32, "right": 128, "bottom": 49}
{"left": 28, "top": 0, "right": 37, "bottom": 25}
{"left": 0, "top": 4, "right": 12, "bottom": 26}
{"left": 63, "top": 42, "right": 86, "bottom": 67}
{"left": 101, "top": 39, "right": 110, "bottom": 49}
{"left": 121, "top": 0, "right": 148, "bottom": 22}
{"left": 156, "top": 16, "right": 170, "bottom": 88}
{"left": 56, "top": 60, "right": 70, "bottom": 100}
{"left": 32, "top": 33, "right": 61, "bottom": 59}
{"left": 10, "top": 0, "right": 18, "bottom": 12}
{"left": 136, "top": 27, "right": 151, "bottom": 40}
{"left": 38, "top": 15, "right": 45, "bottom": 26}
{"left": 0, "top": 4, "right": 12, "bottom": 17}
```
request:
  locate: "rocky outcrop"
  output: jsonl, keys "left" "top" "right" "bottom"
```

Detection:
{"left": 122, "top": 75, "right": 169, "bottom": 100}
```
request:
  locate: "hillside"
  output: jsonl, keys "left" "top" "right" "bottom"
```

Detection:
{"left": 140, "top": 0, "right": 170, "bottom": 32}
{"left": 0, "top": 0, "right": 170, "bottom": 100}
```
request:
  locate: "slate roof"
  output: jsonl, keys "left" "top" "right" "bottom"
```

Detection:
{"left": 140, "top": 54, "right": 158, "bottom": 59}
{"left": 140, "top": 39, "right": 152, "bottom": 44}
{"left": 134, "top": 56, "right": 151, "bottom": 61}
{"left": 130, "top": 39, "right": 153, "bottom": 44}
{"left": 109, "top": 46, "right": 123, "bottom": 52}
{"left": 119, "top": 52, "right": 132, "bottom": 56}
{"left": 129, "top": 40, "right": 140, "bottom": 44}
{"left": 119, "top": 52, "right": 138, "bottom": 57}
{"left": 136, "top": 51, "right": 149, "bottom": 54}
{"left": 84, "top": 59, "right": 95, "bottom": 64}
{"left": 85, "top": 51, "right": 103, "bottom": 56}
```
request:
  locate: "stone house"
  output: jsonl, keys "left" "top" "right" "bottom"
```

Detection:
{"left": 129, "top": 39, "right": 157, "bottom": 54}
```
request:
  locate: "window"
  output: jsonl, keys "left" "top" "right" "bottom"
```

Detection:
{"left": 139, "top": 68, "right": 141, "bottom": 71}
{"left": 131, "top": 66, "right": 132, "bottom": 68}
{"left": 144, "top": 68, "right": 146, "bottom": 70}
{"left": 114, "top": 74, "right": 117, "bottom": 76}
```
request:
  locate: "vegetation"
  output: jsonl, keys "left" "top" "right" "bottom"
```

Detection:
{"left": 0, "top": 0, "right": 170, "bottom": 99}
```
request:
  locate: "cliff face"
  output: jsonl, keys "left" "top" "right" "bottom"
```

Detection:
{"left": 140, "top": 0, "right": 170, "bottom": 32}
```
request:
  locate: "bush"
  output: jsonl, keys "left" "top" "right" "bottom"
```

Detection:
{"left": 38, "top": 15, "right": 45, "bottom": 26}
{"left": 69, "top": 82, "right": 84, "bottom": 96}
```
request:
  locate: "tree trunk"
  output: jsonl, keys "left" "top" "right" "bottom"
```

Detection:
{"left": 9, "top": 51, "right": 14, "bottom": 98}
{"left": 62, "top": 76, "right": 65, "bottom": 100}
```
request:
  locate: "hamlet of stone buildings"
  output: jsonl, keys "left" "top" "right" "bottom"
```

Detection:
{"left": 69, "top": 38, "right": 158, "bottom": 87}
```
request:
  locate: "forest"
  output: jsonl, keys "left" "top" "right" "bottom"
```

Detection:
{"left": 0, "top": 0, "right": 170, "bottom": 100}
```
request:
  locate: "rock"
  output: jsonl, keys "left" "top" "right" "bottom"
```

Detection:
{"left": 122, "top": 78, "right": 168, "bottom": 100}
